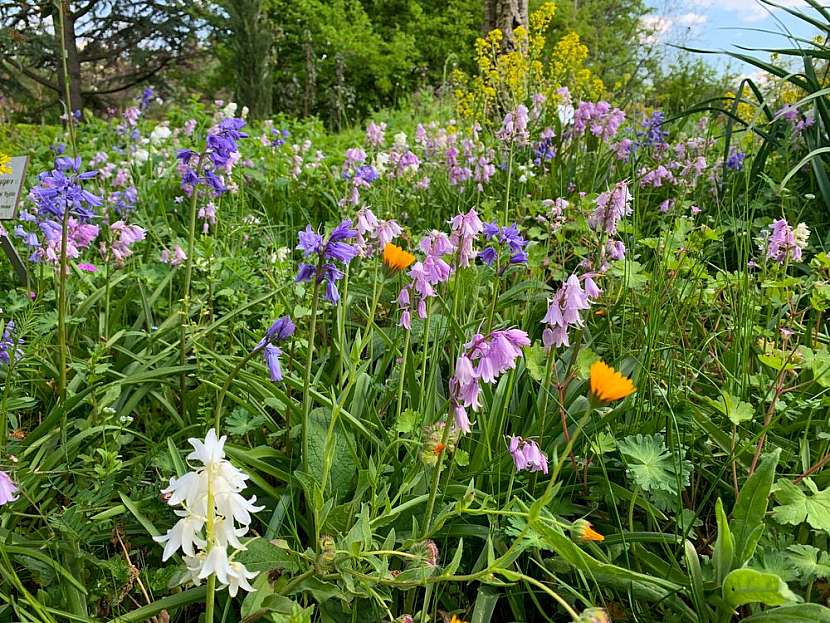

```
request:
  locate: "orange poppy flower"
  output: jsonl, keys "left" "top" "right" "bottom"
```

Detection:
{"left": 589, "top": 360, "right": 635, "bottom": 402}
{"left": 383, "top": 243, "right": 415, "bottom": 271}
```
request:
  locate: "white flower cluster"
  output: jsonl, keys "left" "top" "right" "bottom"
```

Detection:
{"left": 155, "top": 429, "right": 262, "bottom": 596}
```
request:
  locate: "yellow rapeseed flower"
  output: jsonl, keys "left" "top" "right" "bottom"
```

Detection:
{"left": 589, "top": 360, "right": 636, "bottom": 402}
{"left": 0, "top": 153, "right": 11, "bottom": 176}
{"left": 383, "top": 243, "right": 415, "bottom": 272}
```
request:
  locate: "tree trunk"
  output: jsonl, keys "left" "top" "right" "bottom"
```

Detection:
{"left": 483, "top": 0, "right": 528, "bottom": 47}
{"left": 227, "top": 0, "right": 274, "bottom": 120}
{"left": 56, "top": 1, "right": 83, "bottom": 113}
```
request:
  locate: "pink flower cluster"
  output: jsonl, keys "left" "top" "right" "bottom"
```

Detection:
{"left": 450, "top": 329, "right": 530, "bottom": 433}
{"left": 103, "top": 221, "right": 146, "bottom": 265}
{"left": 573, "top": 101, "right": 625, "bottom": 141}
{"left": 397, "top": 231, "right": 455, "bottom": 329}
{"left": 353, "top": 207, "right": 402, "bottom": 257}
{"left": 448, "top": 208, "right": 483, "bottom": 267}
{"left": 508, "top": 436, "right": 548, "bottom": 474}
{"left": 588, "top": 180, "right": 632, "bottom": 235}
{"left": 541, "top": 274, "right": 600, "bottom": 350}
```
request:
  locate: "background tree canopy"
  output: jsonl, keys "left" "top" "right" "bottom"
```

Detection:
{"left": 0, "top": 0, "right": 728, "bottom": 125}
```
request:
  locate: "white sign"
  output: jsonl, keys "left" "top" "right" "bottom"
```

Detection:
{"left": 0, "top": 156, "right": 29, "bottom": 220}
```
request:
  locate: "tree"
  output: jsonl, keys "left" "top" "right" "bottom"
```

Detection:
{"left": 484, "top": 0, "right": 528, "bottom": 45}
{"left": 0, "top": 0, "right": 200, "bottom": 117}
{"left": 206, "top": 0, "right": 276, "bottom": 120}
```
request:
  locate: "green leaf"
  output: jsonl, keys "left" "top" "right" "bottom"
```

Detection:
{"left": 306, "top": 407, "right": 356, "bottom": 498}
{"left": 716, "top": 391, "right": 755, "bottom": 425}
{"left": 742, "top": 604, "right": 830, "bottom": 622}
{"left": 772, "top": 478, "right": 830, "bottom": 534}
{"left": 786, "top": 545, "right": 830, "bottom": 582}
{"left": 523, "top": 342, "right": 547, "bottom": 382}
{"left": 732, "top": 449, "right": 780, "bottom": 565}
{"left": 396, "top": 409, "right": 419, "bottom": 434}
{"left": 617, "top": 434, "right": 692, "bottom": 494}
{"left": 713, "top": 498, "right": 735, "bottom": 584}
{"left": 723, "top": 568, "right": 800, "bottom": 608}
{"left": 576, "top": 347, "right": 599, "bottom": 379}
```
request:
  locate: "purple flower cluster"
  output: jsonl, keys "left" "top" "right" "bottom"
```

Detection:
{"left": 508, "top": 436, "right": 548, "bottom": 474}
{"left": 398, "top": 231, "right": 455, "bottom": 329}
{"left": 450, "top": 329, "right": 530, "bottom": 433}
{"left": 588, "top": 180, "right": 632, "bottom": 235}
{"left": 177, "top": 117, "right": 247, "bottom": 196}
{"left": 637, "top": 111, "right": 669, "bottom": 151}
{"left": 29, "top": 157, "right": 100, "bottom": 221}
{"left": 573, "top": 102, "right": 625, "bottom": 141}
{"left": 478, "top": 222, "right": 528, "bottom": 267}
{"left": 365, "top": 121, "right": 386, "bottom": 147}
{"left": 0, "top": 321, "right": 23, "bottom": 366}
{"left": 541, "top": 274, "right": 600, "bottom": 350}
{"left": 726, "top": 150, "right": 746, "bottom": 171}
{"left": 296, "top": 220, "right": 358, "bottom": 303}
{"left": 19, "top": 157, "right": 102, "bottom": 265}
{"left": 257, "top": 316, "right": 296, "bottom": 383}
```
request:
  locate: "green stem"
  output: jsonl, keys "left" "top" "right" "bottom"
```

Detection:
{"left": 204, "top": 575, "right": 216, "bottom": 622}
{"left": 395, "top": 329, "right": 411, "bottom": 423}
{"left": 417, "top": 305, "right": 431, "bottom": 412}
{"left": 180, "top": 185, "right": 201, "bottom": 419}
{"left": 421, "top": 419, "right": 452, "bottom": 537}
{"left": 214, "top": 346, "right": 263, "bottom": 432}
{"left": 302, "top": 274, "right": 323, "bottom": 473}
{"left": 503, "top": 146, "right": 514, "bottom": 222}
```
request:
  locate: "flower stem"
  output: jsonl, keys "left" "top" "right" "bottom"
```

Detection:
{"left": 421, "top": 419, "right": 452, "bottom": 537}
{"left": 302, "top": 273, "right": 323, "bottom": 473}
{"left": 180, "top": 185, "right": 201, "bottom": 420}
{"left": 417, "top": 305, "right": 431, "bottom": 411}
{"left": 395, "top": 329, "right": 411, "bottom": 423}
{"left": 214, "top": 346, "right": 263, "bottom": 432}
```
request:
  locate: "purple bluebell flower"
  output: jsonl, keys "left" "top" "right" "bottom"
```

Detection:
{"left": 573, "top": 101, "right": 625, "bottom": 141}
{"left": 766, "top": 219, "right": 809, "bottom": 263}
{"left": 636, "top": 111, "right": 669, "bottom": 151}
{"left": 0, "top": 321, "right": 23, "bottom": 366}
{"left": 726, "top": 150, "right": 745, "bottom": 171}
{"left": 295, "top": 221, "right": 358, "bottom": 303}
{"left": 263, "top": 344, "right": 283, "bottom": 382}
{"left": 140, "top": 87, "right": 154, "bottom": 110}
{"left": 541, "top": 275, "right": 596, "bottom": 350}
{"left": 29, "top": 157, "right": 101, "bottom": 222}
{"left": 478, "top": 222, "right": 528, "bottom": 267}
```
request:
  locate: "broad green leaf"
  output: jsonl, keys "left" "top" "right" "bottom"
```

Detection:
{"left": 732, "top": 449, "right": 780, "bottom": 565}
{"left": 617, "top": 434, "right": 692, "bottom": 494}
{"left": 742, "top": 604, "right": 830, "bottom": 622}
{"left": 306, "top": 407, "right": 356, "bottom": 498}
{"left": 523, "top": 342, "right": 547, "bottom": 382}
{"left": 396, "top": 408, "right": 419, "bottom": 434}
{"left": 772, "top": 478, "right": 830, "bottom": 534}
{"left": 716, "top": 391, "right": 755, "bottom": 425}
{"left": 723, "top": 568, "right": 800, "bottom": 608}
{"left": 787, "top": 545, "right": 830, "bottom": 582}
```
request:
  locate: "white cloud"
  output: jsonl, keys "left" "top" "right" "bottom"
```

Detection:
{"left": 688, "top": 0, "right": 807, "bottom": 23}
{"left": 678, "top": 12, "right": 708, "bottom": 27}
{"left": 640, "top": 15, "right": 673, "bottom": 44}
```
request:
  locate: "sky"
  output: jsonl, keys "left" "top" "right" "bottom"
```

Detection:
{"left": 643, "top": 0, "right": 823, "bottom": 75}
